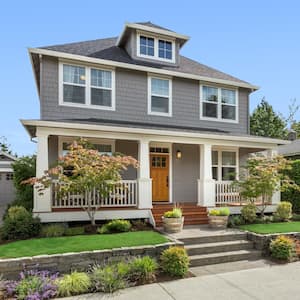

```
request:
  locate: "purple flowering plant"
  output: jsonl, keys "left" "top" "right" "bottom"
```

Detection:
{"left": 5, "top": 269, "right": 59, "bottom": 300}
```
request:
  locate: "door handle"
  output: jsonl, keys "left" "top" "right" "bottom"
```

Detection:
{"left": 166, "top": 176, "right": 169, "bottom": 187}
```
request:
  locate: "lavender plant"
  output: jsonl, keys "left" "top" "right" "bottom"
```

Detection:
{"left": 5, "top": 269, "right": 58, "bottom": 300}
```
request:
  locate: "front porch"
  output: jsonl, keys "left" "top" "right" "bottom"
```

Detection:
{"left": 22, "top": 120, "right": 284, "bottom": 223}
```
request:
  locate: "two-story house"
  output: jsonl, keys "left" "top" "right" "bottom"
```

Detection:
{"left": 22, "top": 22, "right": 288, "bottom": 225}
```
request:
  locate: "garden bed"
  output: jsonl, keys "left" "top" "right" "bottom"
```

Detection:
{"left": 239, "top": 222, "right": 300, "bottom": 234}
{"left": 0, "top": 231, "right": 168, "bottom": 259}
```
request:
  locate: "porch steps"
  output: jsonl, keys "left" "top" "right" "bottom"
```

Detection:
{"left": 151, "top": 203, "right": 209, "bottom": 227}
{"left": 179, "top": 232, "right": 261, "bottom": 267}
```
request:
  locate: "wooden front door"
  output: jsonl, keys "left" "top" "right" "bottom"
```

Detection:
{"left": 150, "top": 154, "right": 169, "bottom": 202}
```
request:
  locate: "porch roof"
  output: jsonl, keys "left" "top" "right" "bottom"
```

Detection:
{"left": 21, "top": 119, "right": 290, "bottom": 149}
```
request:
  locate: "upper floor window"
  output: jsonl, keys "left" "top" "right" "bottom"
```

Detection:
{"left": 158, "top": 40, "right": 172, "bottom": 60}
{"left": 137, "top": 33, "right": 175, "bottom": 63}
{"left": 60, "top": 63, "right": 115, "bottom": 110}
{"left": 140, "top": 36, "right": 154, "bottom": 56}
{"left": 148, "top": 76, "right": 172, "bottom": 117}
{"left": 200, "top": 85, "right": 238, "bottom": 122}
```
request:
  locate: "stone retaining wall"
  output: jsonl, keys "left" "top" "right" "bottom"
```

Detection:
{"left": 0, "top": 241, "right": 182, "bottom": 280}
{"left": 247, "top": 232, "right": 300, "bottom": 255}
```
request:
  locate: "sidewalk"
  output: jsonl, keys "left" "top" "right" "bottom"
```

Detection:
{"left": 59, "top": 261, "right": 300, "bottom": 300}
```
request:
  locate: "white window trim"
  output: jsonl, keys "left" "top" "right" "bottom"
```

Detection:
{"left": 148, "top": 75, "right": 172, "bottom": 117}
{"left": 137, "top": 32, "right": 176, "bottom": 63}
{"left": 58, "top": 61, "right": 116, "bottom": 111}
{"left": 212, "top": 148, "right": 239, "bottom": 181}
{"left": 200, "top": 84, "right": 239, "bottom": 123}
{"left": 58, "top": 136, "right": 115, "bottom": 157}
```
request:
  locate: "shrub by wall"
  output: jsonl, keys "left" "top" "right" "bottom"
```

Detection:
{"left": 282, "top": 160, "right": 300, "bottom": 213}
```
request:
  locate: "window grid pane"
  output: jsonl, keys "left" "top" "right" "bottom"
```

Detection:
{"left": 91, "top": 69, "right": 112, "bottom": 88}
{"left": 202, "top": 86, "right": 218, "bottom": 102}
{"left": 221, "top": 89, "right": 236, "bottom": 105}
{"left": 158, "top": 40, "right": 172, "bottom": 60}
{"left": 63, "top": 65, "right": 85, "bottom": 85}
{"left": 222, "top": 151, "right": 236, "bottom": 166}
{"left": 151, "top": 78, "right": 169, "bottom": 96}
{"left": 140, "top": 36, "right": 154, "bottom": 56}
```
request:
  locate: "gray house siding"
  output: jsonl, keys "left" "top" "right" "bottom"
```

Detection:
{"left": 40, "top": 56, "right": 250, "bottom": 135}
{"left": 115, "top": 140, "right": 138, "bottom": 180}
{"left": 172, "top": 143, "right": 199, "bottom": 203}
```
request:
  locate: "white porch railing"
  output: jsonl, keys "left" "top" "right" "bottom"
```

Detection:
{"left": 51, "top": 180, "right": 138, "bottom": 208}
{"left": 215, "top": 181, "right": 241, "bottom": 205}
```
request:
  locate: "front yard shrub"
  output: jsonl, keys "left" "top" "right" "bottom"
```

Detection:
{"left": 64, "top": 226, "right": 85, "bottom": 236}
{"left": 91, "top": 264, "right": 127, "bottom": 293}
{"left": 160, "top": 246, "right": 189, "bottom": 278}
{"left": 209, "top": 209, "right": 220, "bottom": 216}
{"left": 6, "top": 270, "right": 58, "bottom": 300}
{"left": 98, "top": 220, "right": 132, "bottom": 234}
{"left": 241, "top": 203, "right": 257, "bottom": 223}
{"left": 2, "top": 206, "right": 41, "bottom": 240}
{"left": 41, "top": 224, "right": 66, "bottom": 237}
{"left": 228, "top": 215, "right": 245, "bottom": 227}
{"left": 129, "top": 256, "right": 157, "bottom": 284}
{"left": 282, "top": 160, "right": 300, "bottom": 213}
{"left": 274, "top": 201, "right": 292, "bottom": 222}
{"left": 269, "top": 235, "right": 296, "bottom": 261}
{"left": 57, "top": 271, "right": 91, "bottom": 297}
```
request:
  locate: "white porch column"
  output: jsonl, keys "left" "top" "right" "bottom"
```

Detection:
{"left": 33, "top": 128, "right": 51, "bottom": 213}
{"left": 137, "top": 139, "right": 152, "bottom": 209}
{"left": 267, "top": 149, "right": 281, "bottom": 205}
{"left": 197, "top": 143, "right": 216, "bottom": 207}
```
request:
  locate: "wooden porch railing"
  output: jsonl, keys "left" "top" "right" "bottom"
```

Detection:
{"left": 51, "top": 180, "right": 138, "bottom": 208}
{"left": 215, "top": 181, "right": 241, "bottom": 205}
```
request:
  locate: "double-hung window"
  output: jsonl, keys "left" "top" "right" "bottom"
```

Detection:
{"left": 158, "top": 40, "right": 172, "bottom": 60}
{"left": 63, "top": 65, "right": 86, "bottom": 104}
{"left": 200, "top": 85, "right": 238, "bottom": 122}
{"left": 60, "top": 63, "right": 115, "bottom": 110}
{"left": 140, "top": 36, "right": 155, "bottom": 56}
{"left": 212, "top": 150, "right": 238, "bottom": 181}
{"left": 148, "top": 77, "right": 172, "bottom": 116}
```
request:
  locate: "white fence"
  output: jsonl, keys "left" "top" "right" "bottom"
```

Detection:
{"left": 52, "top": 180, "right": 138, "bottom": 208}
{"left": 215, "top": 181, "right": 241, "bottom": 205}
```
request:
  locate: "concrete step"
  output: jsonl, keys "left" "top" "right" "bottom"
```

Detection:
{"left": 186, "top": 240, "right": 253, "bottom": 255}
{"left": 190, "top": 250, "right": 261, "bottom": 267}
{"left": 180, "top": 232, "right": 247, "bottom": 245}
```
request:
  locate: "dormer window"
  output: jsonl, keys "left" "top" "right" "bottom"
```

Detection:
{"left": 137, "top": 32, "right": 175, "bottom": 63}
{"left": 140, "top": 36, "right": 154, "bottom": 56}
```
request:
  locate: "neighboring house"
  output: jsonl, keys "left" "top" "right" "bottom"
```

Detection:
{"left": 0, "top": 151, "right": 17, "bottom": 220}
{"left": 278, "top": 134, "right": 300, "bottom": 159}
{"left": 22, "top": 22, "right": 289, "bottom": 224}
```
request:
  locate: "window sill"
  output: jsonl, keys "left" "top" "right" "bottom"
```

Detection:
{"left": 148, "top": 111, "right": 172, "bottom": 117}
{"left": 59, "top": 102, "right": 115, "bottom": 111}
{"left": 199, "top": 116, "right": 238, "bottom": 124}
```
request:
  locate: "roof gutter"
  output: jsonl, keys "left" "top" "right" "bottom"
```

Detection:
{"left": 28, "top": 48, "right": 259, "bottom": 91}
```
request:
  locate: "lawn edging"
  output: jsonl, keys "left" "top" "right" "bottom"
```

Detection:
{"left": 0, "top": 239, "right": 183, "bottom": 280}
{"left": 246, "top": 231, "right": 300, "bottom": 255}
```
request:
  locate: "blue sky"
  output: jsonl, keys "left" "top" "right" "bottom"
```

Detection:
{"left": 1, "top": 0, "right": 300, "bottom": 155}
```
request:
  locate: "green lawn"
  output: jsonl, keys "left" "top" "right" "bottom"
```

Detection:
{"left": 0, "top": 231, "right": 168, "bottom": 258}
{"left": 239, "top": 222, "right": 300, "bottom": 234}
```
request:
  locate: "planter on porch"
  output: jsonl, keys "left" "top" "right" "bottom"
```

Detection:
{"left": 208, "top": 207, "right": 230, "bottom": 229}
{"left": 162, "top": 207, "right": 184, "bottom": 233}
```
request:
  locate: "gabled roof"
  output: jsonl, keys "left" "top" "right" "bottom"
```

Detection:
{"left": 0, "top": 151, "right": 17, "bottom": 161}
{"left": 135, "top": 21, "right": 175, "bottom": 32}
{"left": 40, "top": 37, "right": 251, "bottom": 86}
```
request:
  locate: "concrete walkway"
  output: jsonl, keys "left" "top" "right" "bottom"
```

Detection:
{"left": 59, "top": 261, "right": 300, "bottom": 300}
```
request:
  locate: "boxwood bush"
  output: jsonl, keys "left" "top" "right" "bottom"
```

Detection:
{"left": 160, "top": 246, "right": 189, "bottom": 277}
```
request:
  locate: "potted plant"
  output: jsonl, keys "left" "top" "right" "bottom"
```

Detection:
{"left": 208, "top": 207, "right": 230, "bottom": 228}
{"left": 162, "top": 207, "right": 184, "bottom": 233}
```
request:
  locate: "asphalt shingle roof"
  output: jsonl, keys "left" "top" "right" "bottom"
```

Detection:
{"left": 41, "top": 36, "right": 249, "bottom": 85}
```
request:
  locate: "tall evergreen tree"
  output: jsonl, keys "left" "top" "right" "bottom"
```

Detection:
{"left": 250, "top": 98, "right": 287, "bottom": 139}
{"left": 0, "top": 136, "right": 12, "bottom": 154}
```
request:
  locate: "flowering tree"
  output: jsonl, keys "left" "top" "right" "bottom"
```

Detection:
{"left": 236, "top": 154, "right": 299, "bottom": 216}
{"left": 25, "top": 139, "right": 138, "bottom": 225}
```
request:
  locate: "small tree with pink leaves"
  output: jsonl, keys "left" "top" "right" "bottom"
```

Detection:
{"left": 25, "top": 139, "right": 138, "bottom": 226}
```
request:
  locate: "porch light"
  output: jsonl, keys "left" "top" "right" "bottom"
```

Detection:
{"left": 176, "top": 150, "right": 182, "bottom": 159}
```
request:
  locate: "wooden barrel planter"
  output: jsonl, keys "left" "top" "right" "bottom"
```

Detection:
{"left": 208, "top": 215, "right": 228, "bottom": 228}
{"left": 162, "top": 216, "right": 184, "bottom": 233}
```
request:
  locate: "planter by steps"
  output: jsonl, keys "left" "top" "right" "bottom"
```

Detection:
{"left": 208, "top": 215, "right": 229, "bottom": 228}
{"left": 162, "top": 216, "right": 184, "bottom": 233}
